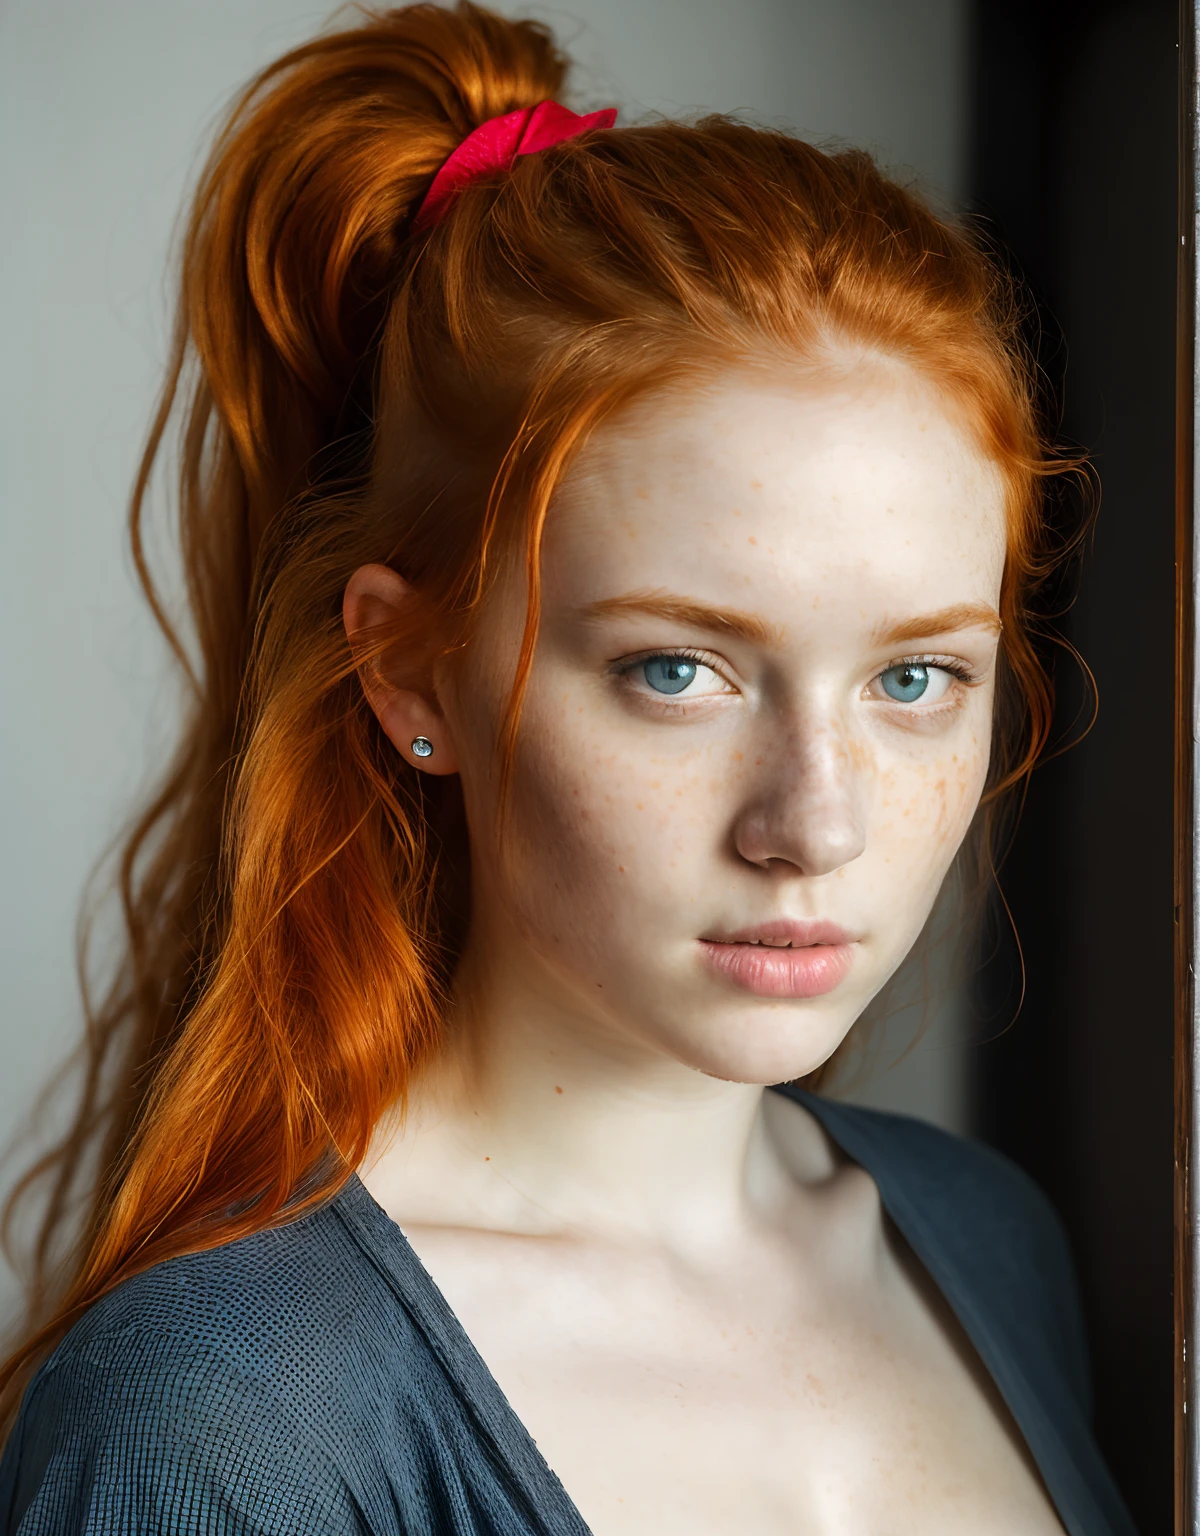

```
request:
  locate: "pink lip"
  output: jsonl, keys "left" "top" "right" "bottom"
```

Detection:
{"left": 699, "top": 919, "right": 856, "bottom": 999}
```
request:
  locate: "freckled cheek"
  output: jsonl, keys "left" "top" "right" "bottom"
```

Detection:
{"left": 873, "top": 729, "right": 990, "bottom": 863}
{"left": 497, "top": 725, "right": 719, "bottom": 942}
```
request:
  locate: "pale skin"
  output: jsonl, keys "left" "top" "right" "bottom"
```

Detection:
{"left": 344, "top": 360, "right": 1066, "bottom": 1535}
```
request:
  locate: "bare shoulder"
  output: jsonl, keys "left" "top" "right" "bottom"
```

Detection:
{"left": 769, "top": 1084, "right": 1073, "bottom": 1246}
{"left": 765, "top": 1085, "right": 1091, "bottom": 1401}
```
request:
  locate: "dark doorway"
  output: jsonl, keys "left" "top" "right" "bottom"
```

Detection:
{"left": 969, "top": 1, "right": 1178, "bottom": 1529}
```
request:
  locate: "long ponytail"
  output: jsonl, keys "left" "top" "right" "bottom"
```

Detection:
{"left": 1, "top": 1, "right": 567, "bottom": 1428}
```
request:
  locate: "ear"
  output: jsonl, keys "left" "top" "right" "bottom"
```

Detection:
{"left": 343, "top": 563, "right": 460, "bottom": 776}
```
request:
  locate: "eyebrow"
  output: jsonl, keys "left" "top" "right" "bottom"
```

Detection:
{"left": 871, "top": 602, "right": 1003, "bottom": 646}
{"left": 581, "top": 590, "right": 782, "bottom": 647}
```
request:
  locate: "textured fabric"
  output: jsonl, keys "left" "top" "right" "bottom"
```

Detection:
{"left": 0, "top": 1088, "right": 1138, "bottom": 1536}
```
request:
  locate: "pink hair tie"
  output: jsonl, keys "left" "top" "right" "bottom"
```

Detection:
{"left": 413, "top": 99, "right": 618, "bottom": 231}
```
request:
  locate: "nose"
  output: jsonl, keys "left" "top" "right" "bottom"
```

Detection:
{"left": 732, "top": 715, "right": 868, "bottom": 877}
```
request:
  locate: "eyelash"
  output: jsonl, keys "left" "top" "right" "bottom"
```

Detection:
{"left": 869, "top": 653, "right": 981, "bottom": 717}
{"left": 611, "top": 646, "right": 728, "bottom": 702}
{"left": 613, "top": 650, "right": 980, "bottom": 696}
{"left": 889, "top": 653, "right": 979, "bottom": 685}
{"left": 612, "top": 646, "right": 725, "bottom": 677}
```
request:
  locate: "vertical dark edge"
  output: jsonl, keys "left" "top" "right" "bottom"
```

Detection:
{"left": 1177, "top": 0, "right": 1197, "bottom": 1527}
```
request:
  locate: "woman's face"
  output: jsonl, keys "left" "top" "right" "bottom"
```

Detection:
{"left": 440, "top": 362, "right": 1006, "bottom": 1085}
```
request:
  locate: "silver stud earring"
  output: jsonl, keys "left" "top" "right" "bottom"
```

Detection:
{"left": 411, "top": 736, "right": 434, "bottom": 759}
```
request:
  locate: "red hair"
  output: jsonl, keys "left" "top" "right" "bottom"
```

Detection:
{"left": 0, "top": 0, "right": 1079, "bottom": 1427}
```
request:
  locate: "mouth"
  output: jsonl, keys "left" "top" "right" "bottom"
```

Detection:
{"left": 698, "top": 919, "right": 856, "bottom": 999}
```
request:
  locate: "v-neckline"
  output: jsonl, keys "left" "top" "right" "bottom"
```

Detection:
{"left": 331, "top": 1085, "right": 1077, "bottom": 1536}
{"left": 334, "top": 1163, "right": 594, "bottom": 1534}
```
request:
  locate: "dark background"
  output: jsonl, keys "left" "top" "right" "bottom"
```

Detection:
{"left": 968, "top": 0, "right": 1178, "bottom": 1528}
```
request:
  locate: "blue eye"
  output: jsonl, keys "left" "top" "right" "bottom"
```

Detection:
{"left": 641, "top": 657, "right": 697, "bottom": 694}
{"left": 879, "top": 662, "right": 930, "bottom": 702}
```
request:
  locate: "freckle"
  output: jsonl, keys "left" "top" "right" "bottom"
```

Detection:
{"left": 748, "top": 535, "right": 757, "bottom": 545}
{"left": 751, "top": 477, "right": 762, "bottom": 489}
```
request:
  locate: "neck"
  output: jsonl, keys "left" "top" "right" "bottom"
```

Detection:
{"left": 362, "top": 932, "right": 818, "bottom": 1252}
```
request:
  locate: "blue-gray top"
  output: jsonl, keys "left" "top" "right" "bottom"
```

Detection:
{"left": 0, "top": 1087, "right": 1136, "bottom": 1536}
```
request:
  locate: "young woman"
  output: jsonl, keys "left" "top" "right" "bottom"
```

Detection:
{"left": 0, "top": 4, "right": 1134, "bottom": 1533}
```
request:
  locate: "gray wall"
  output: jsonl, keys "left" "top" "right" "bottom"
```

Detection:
{"left": 0, "top": 0, "right": 968, "bottom": 1321}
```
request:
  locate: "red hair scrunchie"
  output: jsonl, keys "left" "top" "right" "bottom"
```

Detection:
{"left": 413, "top": 99, "right": 618, "bottom": 231}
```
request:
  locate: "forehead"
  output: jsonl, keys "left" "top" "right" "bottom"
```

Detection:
{"left": 544, "top": 366, "right": 1007, "bottom": 624}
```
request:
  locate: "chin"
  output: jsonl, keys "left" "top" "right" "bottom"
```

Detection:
{"left": 660, "top": 1007, "right": 854, "bottom": 1088}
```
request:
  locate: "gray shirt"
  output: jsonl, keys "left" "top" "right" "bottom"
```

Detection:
{"left": 0, "top": 1086, "right": 1136, "bottom": 1535}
